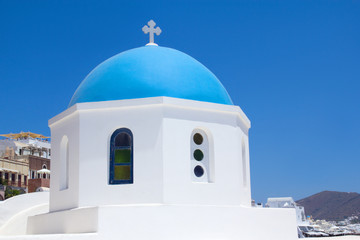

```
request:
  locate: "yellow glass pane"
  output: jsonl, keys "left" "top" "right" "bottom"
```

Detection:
{"left": 114, "top": 166, "right": 131, "bottom": 180}
{"left": 115, "top": 149, "right": 131, "bottom": 163}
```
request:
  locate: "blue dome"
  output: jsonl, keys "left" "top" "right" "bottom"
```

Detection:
{"left": 69, "top": 45, "right": 233, "bottom": 107}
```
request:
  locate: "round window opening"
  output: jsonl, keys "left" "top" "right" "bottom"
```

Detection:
{"left": 194, "top": 165, "right": 204, "bottom": 177}
{"left": 193, "top": 149, "right": 204, "bottom": 161}
{"left": 193, "top": 133, "right": 203, "bottom": 145}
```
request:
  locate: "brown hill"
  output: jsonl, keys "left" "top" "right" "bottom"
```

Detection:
{"left": 296, "top": 191, "right": 360, "bottom": 221}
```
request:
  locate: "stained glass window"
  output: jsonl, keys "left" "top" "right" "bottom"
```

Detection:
{"left": 109, "top": 128, "right": 133, "bottom": 184}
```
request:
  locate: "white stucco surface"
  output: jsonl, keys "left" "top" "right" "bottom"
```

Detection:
{"left": 27, "top": 204, "right": 298, "bottom": 240}
{"left": 0, "top": 233, "right": 98, "bottom": 240}
{"left": 47, "top": 97, "right": 251, "bottom": 213}
{"left": 0, "top": 192, "right": 48, "bottom": 236}
{"left": 0, "top": 97, "right": 300, "bottom": 240}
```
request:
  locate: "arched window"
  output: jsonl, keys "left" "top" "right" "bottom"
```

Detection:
{"left": 109, "top": 128, "right": 133, "bottom": 184}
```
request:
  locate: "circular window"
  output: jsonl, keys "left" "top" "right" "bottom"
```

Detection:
{"left": 193, "top": 133, "right": 203, "bottom": 145}
{"left": 193, "top": 149, "right": 204, "bottom": 161}
{"left": 194, "top": 165, "right": 204, "bottom": 177}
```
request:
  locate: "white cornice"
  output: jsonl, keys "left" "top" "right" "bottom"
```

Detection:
{"left": 49, "top": 97, "right": 251, "bottom": 129}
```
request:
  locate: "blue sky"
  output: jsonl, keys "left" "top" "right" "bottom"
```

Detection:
{"left": 0, "top": 0, "right": 359, "bottom": 203}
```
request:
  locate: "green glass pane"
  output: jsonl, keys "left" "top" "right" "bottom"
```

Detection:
{"left": 114, "top": 165, "right": 131, "bottom": 180}
{"left": 115, "top": 149, "right": 131, "bottom": 163}
{"left": 193, "top": 149, "right": 204, "bottom": 161}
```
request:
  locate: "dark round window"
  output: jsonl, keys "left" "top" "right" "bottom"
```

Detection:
{"left": 193, "top": 133, "right": 203, "bottom": 145}
{"left": 194, "top": 165, "right": 204, "bottom": 177}
{"left": 193, "top": 149, "right": 204, "bottom": 161}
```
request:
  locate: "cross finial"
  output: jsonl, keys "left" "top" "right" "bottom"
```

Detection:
{"left": 142, "top": 20, "right": 161, "bottom": 46}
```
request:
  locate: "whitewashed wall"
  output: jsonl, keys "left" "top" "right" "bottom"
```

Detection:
{"left": 49, "top": 110, "right": 80, "bottom": 212}
{"left": 48, "top": 97, "right": 251, "bottom": 211}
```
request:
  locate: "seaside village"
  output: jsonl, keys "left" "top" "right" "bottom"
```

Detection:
{"left": 0, "top": 132, "right": 51, "bottom": 197}
{"left": 0, "top": 21, "right": 359, "bottom": 239}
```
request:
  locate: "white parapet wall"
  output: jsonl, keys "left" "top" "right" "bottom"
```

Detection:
{"left": 26, "top": 204, "right": 298, "bottom": 240}
{"left": 0, "top": 192, "right": 49, "bottom": 236}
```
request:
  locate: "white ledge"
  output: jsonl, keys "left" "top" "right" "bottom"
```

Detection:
{"left": 49, "top": 97, "right": 250, "bottom": 128}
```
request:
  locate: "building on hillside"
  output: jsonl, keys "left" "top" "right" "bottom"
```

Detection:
{"left": 266, "top": 197, "right": 309, "bottom": 225}
{"left": 27, "top": 155, "right": 50, "bottom": 192}
{"left": 0, "top": 132, "right": 51, "bottom": 194}
{"left": 0, "top": 132, "right": 51, "bottom": 159}
{"left": 0, "top": 156, "right": 28, "bottom": 189}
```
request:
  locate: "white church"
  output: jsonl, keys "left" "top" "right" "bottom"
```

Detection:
{"left": 0, "top": 20, "right": 298, "bottom": 240}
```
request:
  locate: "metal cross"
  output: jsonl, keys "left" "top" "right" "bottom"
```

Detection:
{"left": 142, "top": 20, "right": 161, "bottom": 45}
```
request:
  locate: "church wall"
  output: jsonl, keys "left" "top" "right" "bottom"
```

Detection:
{"left": 162, "top": 116, "right": 251, "bottom": 206}
{"left": 96, "top": 205, "right": 298, "bottom": 240}
{"left": 49, "top": 112, "right": 80, "bottom": 212}
{"left": 242, "top": 134, "right": 252, "bottom": 203}
{"left": 47, "top": 98, "right": 251, "bottom": 209}
{"left": 76, "top": 105, "right": 164, "bottom": 207}
{"left": 159, "top": 100, "right": 251, "bottom": 206}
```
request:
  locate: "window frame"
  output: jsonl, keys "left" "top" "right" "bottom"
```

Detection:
{"left": 191, "top": 128, "right": 214, "bottom": 183}
{"left": 109, "top": 128, "right": 134, "bottom": 185}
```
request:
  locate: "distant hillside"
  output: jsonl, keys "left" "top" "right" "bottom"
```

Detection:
{"left": 296, "top": 191, "right": 360, "bottom": 221}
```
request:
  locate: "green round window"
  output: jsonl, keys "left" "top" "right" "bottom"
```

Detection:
{"left": 193, "top": 149, "right": 204, "bottom": 161}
